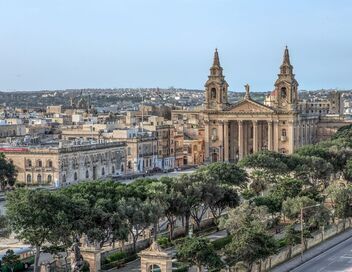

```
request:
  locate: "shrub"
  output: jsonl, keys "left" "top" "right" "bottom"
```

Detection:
{"left": 157, "top": 235, "right": 171, "bottom": 248}
{"left": 103, "top": 251, "right": 127, "bottom": 264}
{"left": 212, "top": 235, "right": 232, "bottom": 251}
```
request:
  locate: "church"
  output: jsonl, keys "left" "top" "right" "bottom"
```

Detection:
{"left": 198, "top": 47, "right": 349, "bottom": 162}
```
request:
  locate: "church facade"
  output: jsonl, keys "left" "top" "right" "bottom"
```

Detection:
{"left": 201, "top": 48, "right": 346, "bottom": 162}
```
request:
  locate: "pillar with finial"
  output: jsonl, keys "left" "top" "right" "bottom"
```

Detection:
{"left": 244, "top": 84, "right": 251, "bottom": 100}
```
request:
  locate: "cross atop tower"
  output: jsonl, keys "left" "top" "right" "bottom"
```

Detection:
{"left": 213, "top": 48, "right": 220, "bottom": 67}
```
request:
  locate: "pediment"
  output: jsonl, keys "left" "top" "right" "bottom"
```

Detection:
{"left": 226, "top": 99, "right": 275, "bottom": 113}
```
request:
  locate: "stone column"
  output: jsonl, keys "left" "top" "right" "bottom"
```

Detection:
{"left": 305, "top": 123, "right": 308, "bottom": 145}
{"left": 80, "top": 248, "right": 101, "bottom": 272}
{"left": 204, "top": 121, "right": 210, "bottom": 162}
{"left": 218, "top": 121, "right": 224, "bottom": 161}
{"left": 252, "top": 120, "right": 258, "bottom": 153}
{"left": 229, "top": 121, "right": 235, "bottom": 161}
{"left": 238, "top": 120, "right": 244, "bottom": 160}
{"left": 224, "top": 121, "right": 229, "bottom": 162}
{"left": 267, "top": 121, "right": 273, "bottom": 150}
{"left": 273, "top": 120, "right": 279, "bottom": 152}
{"left": 288, "top": 121, "right": 295, "bottom": 153}
{"left": 300, "top": 121, "right": 304, "bottom": 146}
{"left": 306, "top": 121, "right": 310, "bottom": 144}
{"left": 258, "top": 122, "right": 262, "bottom": 151}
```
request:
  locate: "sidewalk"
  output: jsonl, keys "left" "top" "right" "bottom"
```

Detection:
{"left": 271, "top": 228, "right": 352, "bottom": 272}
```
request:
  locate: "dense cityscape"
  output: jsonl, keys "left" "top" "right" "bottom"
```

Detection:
{"left": 1, "top": 1, "right": 352, "bottom": 272}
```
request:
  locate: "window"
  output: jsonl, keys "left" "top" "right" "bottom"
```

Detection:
{"left": 27, "top": 174, "right": 32, "bottom": 183}
{"left": 37, "top": 160, "right": 42, "bottom": 167}
{"left": 127, "top": 147, "right": 131, "bottom": 155}
{"left": 281, "top": 87, "right": 287, "bottom": 99}
{"left": 37, "top": 174, "right": 42, "bottom": 183}
{"left": 47, "top": 160, "right": 53, "bottom": 168}
{"left": 128, "top": 161, "right": 132, "bottom": 169}
{"left": 210, "top": 88, "right": 217, "bottom": 99}
{"left": 86, "top": 170, "right": 89, "bottom": 179}
{"left": 47, "top": 175, "right": 52, "bottom": 183}
{"left": 281, "top": 129, "right": 287, "bottom": 137}
{"left": 102, "top": 167, "right": 105, "bottom": 176}
{"left": 74, "top": 172, "right": 78, "bottom": 181}
{"left": 27, "top": 159, "right": 32, "bottom": 167}
{"left": 112, "top": 166, "right": 115, "bottom": 174}
{"left": 212, "top": 128, "right": 217, "bottom": 137}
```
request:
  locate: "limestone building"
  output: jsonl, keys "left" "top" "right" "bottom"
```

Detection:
{"left": 174, "top": 47, "right": 350, "bottom": 163}
{"left": 1, "top": 142, "right": 126, "bottom": 186}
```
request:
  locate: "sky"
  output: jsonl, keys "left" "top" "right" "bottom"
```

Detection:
{"left": 0, "top": 0, "right": 352, "bottom": 92}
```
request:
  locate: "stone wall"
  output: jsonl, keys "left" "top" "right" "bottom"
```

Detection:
{"left": 250, "top": 220, "right": 351, "bottom": 272}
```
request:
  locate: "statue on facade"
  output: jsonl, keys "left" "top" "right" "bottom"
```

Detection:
{"left": 70, "top": 242, "right": 85, "bottom": 272}
{"left": 244, "top": 84, "right": 251, "bottom": 99}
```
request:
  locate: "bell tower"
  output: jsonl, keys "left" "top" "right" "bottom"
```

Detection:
{"left": 204, "top": 49, "right": 229, "bottom": 110}
{"left": 272, "top": 46, "right": 299, "bottom": 111}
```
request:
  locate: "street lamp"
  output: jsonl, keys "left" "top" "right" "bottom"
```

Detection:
{"left": 300, "top": 203, "right": 321, "bottom": 261}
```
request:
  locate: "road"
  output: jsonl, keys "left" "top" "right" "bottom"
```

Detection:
{"left": 273, "top": 228, "right": 352, "bottom": 272}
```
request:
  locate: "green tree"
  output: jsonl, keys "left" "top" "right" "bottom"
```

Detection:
{"left": 344, "top": 159, "right": 352, "bottom": 182}
{"left": 198, "top": 162, "right": 248, "bottom": 186}
{"left": 0, "top": 214, "right": 10, "bottom": 238}
{"left": 249, "top": 170, "right": 271, "bottom": 196}
{"left": 119, "top": 197, "right": 162, "bottom": 252}
{"left": 220, "top": 202, "right": 270, "bottom": 233}
{"left": 282, "top": 196, "right": 317, "bottom": 222}
{"left": 5, "top": 189, "right": 66, "bottom": 272}
{"left": 291, "top": 155, "right": 333, "bottom": 188}
{"left": 239, "top": 151, "right": 289, "bottom": 177}
{"left": 325, "top": 184, "right": 352, "bottom": 227}
{"left": 222, "top": 202, "right": 276, "bottom": 270}
{"left": 173, "top": 174, "right": 202, "bottom": 235}
{"left": 2, "top": 249, "right": 20, "bottom": 272}
{"left": 176, "top": 237, "right": 223, "bottom": 272}
{"left": 224, "top": 222, "right": 277, "bottom": 271}
{"left": 208, "top": 184, "right": 240, "bottom": 222}
{"left": 0, "top": 153, "right": 17, "bottom": 190}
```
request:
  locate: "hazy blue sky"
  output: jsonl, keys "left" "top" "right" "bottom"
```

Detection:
{"left": 0, "top": 0, "right": 351, "bottom": 92}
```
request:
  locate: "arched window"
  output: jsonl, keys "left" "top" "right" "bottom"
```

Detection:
{"left": 101, "top": 167, "right": 105, "bottom": 176}
{"left": 148, "top": 264, "right": 161, "bottom": 272}
{"left": 282, "top": 129, "right": 287, "bottom": 137}
{"left": 27, "top": 159, "right": 32, "bottom": 167}
{"left": 210, "top": 88, "right": 217, "bottom": 99}
{"left": 112, "top": 166, "right": 115, "bottom": 174}
{"left": 62, "top": 174, "right": 66, "bottom": 183}
{"left": 281, "top": 87, "right": 287, "bottom": 99}
{"left": 37, "top": 174, "right": 42, "bottom": 183}
{"left": 47, "top": 175, "right": 52, "bottom": 183}
{"left": 128, "top": 161, "right": 132, "bottom": 169}
{"left": 211, "top": 128, "right": 217, "bottom": 137}
{"left": 121, "top": 164, "right": 124, "bottom": 172}
{"left": 74, "top": 172, "right": 78, "bottom": 181}
{"left": 86, "top": 170, "right": 89, "bottom": 179}
{"left": 26, "top": 174, "right": 32, "bottom": 183}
